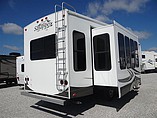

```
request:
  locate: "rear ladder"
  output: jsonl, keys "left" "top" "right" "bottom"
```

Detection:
{"left": 55, "top": 2, "right": 76, "bottom": 91}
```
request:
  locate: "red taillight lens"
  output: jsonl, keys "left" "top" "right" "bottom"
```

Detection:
{"left": 73, "top": 93, "right": 77, "bottom": 97}
{"left": 60, "top": 80, "right": 63, "bottom": 85}
{"left": 64, "top": 80, "right": 68, "bottom": 85}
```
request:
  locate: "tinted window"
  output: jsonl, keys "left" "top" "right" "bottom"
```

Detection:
{"left": 134, "top": 41, "right": 139, "bottom": 67}
{"left": 118, "top": 33, "right": 126, "bottom": 69}
{"left": 30, "top": 34, "right": 56, "bottom": 60}
{"left": 130, "top": 39, "right": 135, "bottom": 68}
{"left": 93, "top": 33, "right": 111, "bottom": 71}
{"left": 125, "top": 36, "right": 131, "bottom": 68}
{"left": 73, "top": 31, "right": 86, "bottom": 71}
{"left": 21, "top": 64, "right": 24, "bottom": 72}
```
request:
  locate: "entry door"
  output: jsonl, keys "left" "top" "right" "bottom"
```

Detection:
{"left": 92, "top": 27, "right": 113, "bottom": 86}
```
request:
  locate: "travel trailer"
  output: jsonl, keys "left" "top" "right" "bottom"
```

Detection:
{"left": 16, "top": 56, "right": 25, "bottom": 85}
{"left": 22, "top": 2, "right": 141, "bottom": 105}
{"left": 0, "top": 55, "right": 17, "bottom": 85}
{"left": 141, "top": 51, "right": 157, "bottom": 72}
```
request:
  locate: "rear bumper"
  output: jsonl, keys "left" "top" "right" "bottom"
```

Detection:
{"left": 21, "top": 91, "right": 68, "bottom": 106}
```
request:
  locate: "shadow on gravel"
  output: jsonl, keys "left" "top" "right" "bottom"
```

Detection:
{"left": 0, "top": 83, "right": 18, "bottom": 89}
{"left": 31, "top": 90, "right": 138, "bottom": 117}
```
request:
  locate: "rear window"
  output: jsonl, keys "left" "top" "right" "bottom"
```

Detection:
{"left": 30, "top": 34, "right": 56, "bottom": 60}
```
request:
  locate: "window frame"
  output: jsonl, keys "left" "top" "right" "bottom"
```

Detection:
{"left": 93, "top": 33, "right": 111, "bottom": 71}
{"left": 73, "top": 30, "right": 86, "bottom": 72}
{"left": 118, "top": 32, "right": 126, "bottom": 70}
{"left": 30, "top": 34, "right": 56, "bottom": 60}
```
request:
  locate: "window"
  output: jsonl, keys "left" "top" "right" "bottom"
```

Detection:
{"left": 73, "top": 31, "right": 86, "bottom": 71}
{"left": 21, "top": 64, "right": 24, "bottom": 72}
{"left": 134, "top": 41, "right": 139, "bottom": 67}
{"left": 118, "top": 33, "right": 126, "bottom": 69}
{"left": 93, "top": 33, "right": 111, "bottom": 71}
{"left": 130, "top": 39, "right": 135, "bottom": 68}
{"left": 125, "top": 36, "right": 131, "bottom": 68}
{"left": 30, "top": 34, "right": 56, "bottom": 60}
{"left": 142, "top": 55, "right": 145, "bottom": 58}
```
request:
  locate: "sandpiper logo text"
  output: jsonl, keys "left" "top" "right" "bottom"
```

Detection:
{"left": 34, "top": 19, "right": 53, "bottom": 32}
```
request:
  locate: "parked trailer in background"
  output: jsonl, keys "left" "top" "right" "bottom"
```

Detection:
{"left": 0, "top": 55, "right": 17, "bottom": 85}
{"left": 141, "top": 51, "right": 157, "bottom": 72}
{"left": 16, "top": 56, "right": 24, "bottom": 85}
{"left": 22, "top": 2, "right": 141, "bottom": 105}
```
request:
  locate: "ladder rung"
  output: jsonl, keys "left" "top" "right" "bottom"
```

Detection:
{"left": 58, "top": 68, "right": 66, "bottom": 71}
{"left": 55, "top": 19, "right": 64, "bottom": 23}
{"left": 56, "top": 73, "right": 65, "bottom": 75}
{"left": 58, "top": 48, "right": 65, "bottom": 51}
{"left": 56, "top": 63, "right": 65, "bottom": 64}
{"left": 57, "top": 37, "right": 65, "bottom": 41}
{"left": 58, "top": 58, "right": 66, "bottom": 61}
{"left": 57, "top": 51, "right": 65, "bottom": 53}
{"left": 57, "top": 26, "right": 66, "bottom": 31}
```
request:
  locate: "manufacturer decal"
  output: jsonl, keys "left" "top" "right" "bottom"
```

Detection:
{"left": 34, "top": 19, "right": 53, "bottom": 32}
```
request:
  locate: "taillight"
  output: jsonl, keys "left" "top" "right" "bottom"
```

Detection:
{"left": 25, "top": 78, "right": 29, "bottom": 81}
{"left": 60, "top": 80, "right": 63, "bottom": 85}
{"left": 64, "top": 80, "right": 68, "bottom": 85}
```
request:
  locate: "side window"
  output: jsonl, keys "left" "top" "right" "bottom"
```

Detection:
{"left": 130, "top": 39, "right": 135, "bottom": 68}
{"left": 134, "top": 41, "right": 139, "bottom": 67}
{"left": 73, "top": 31, "right": 86, "bottom": 71}
{"left": 93, "top": 33, "right": 111, "bottom": 71}
{"left": 21, "top": 64, "right": 24, "bottom": 72}
{"left": 118, "top": 32, "right": 126, "bottom": 69}
{"left": 125, "top": 36, "right": 131, "bottom": 68}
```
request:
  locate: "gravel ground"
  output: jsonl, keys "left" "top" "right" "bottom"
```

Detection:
{"left": 0, "top": 73, "right": 157, "bottom": 118}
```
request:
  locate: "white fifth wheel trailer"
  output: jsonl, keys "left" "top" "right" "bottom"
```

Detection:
{"left": 16, "top": 56, "right": 24, "bottom": 85}
{"left": 22, "top": 3, "right": 141, "bottom": 105}
{"left": 0, "top": 55, "right": 17, "bottom": 85}
{"left": 141, "top": 51, "right": 157, "bottom": 72}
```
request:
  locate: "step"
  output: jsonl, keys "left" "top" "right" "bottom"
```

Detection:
{"left": 58, "top": 58, "right": 66, "bottom": 61}
{"left": 57, "top": 37, "right": 65, "bottom": 41}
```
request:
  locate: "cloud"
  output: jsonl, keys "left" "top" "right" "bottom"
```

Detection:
{"left": 3, "top": 45, "right": 20, "bottom": 51}
{"left": 127, "top": 27, "right": 151, "bottom": 40}
{"left": 147, "top": 47, "right": 157, "bottom": 52}
{"left": 0, "top": 23, "right": 23, "bottom": 35}
{"left": 8, "top": 0, "right": 15, "bottom": 9}
{"left": 102, "top": 0, "right": 150, "bottom": 15}
{"left": 86, "top": 0, "right": 150, "bottom": 22}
